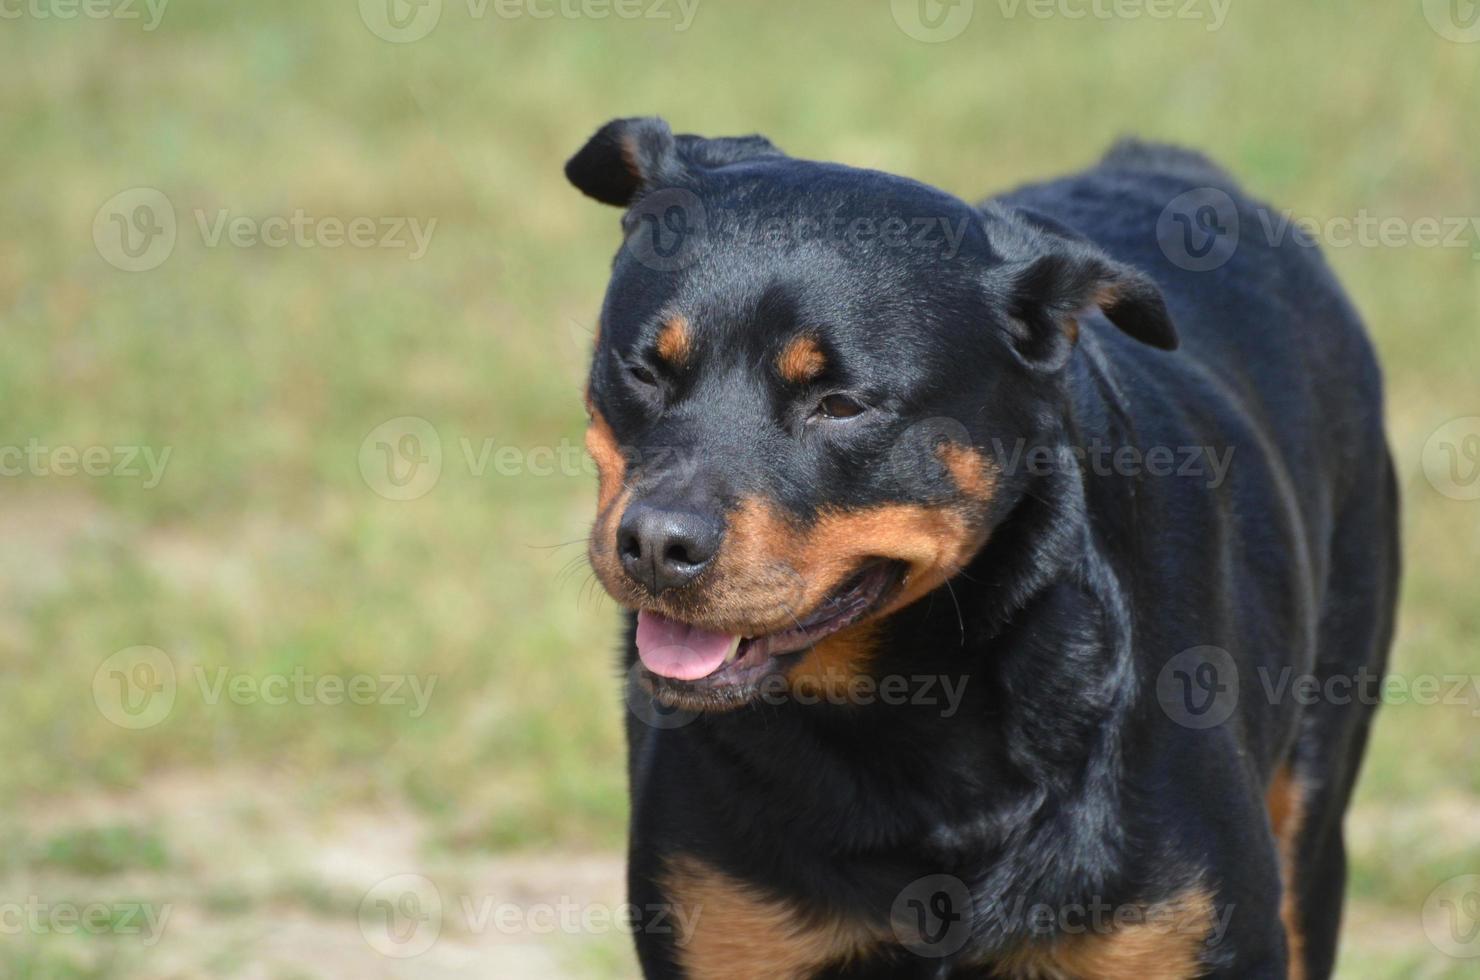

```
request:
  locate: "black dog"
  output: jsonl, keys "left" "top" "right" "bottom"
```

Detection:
{"left": 565, "top": 117, "right": 1399, "bottom": 979}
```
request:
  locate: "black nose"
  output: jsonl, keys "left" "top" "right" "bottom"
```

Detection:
{"left": 617, "top": 502, "right": 724, "bottom": 594}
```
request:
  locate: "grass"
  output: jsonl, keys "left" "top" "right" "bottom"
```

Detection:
{"left": 1, "top": 1, "right": 1476, "bottom": 976}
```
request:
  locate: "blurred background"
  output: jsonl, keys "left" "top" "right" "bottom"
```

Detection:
{"left": 1, "top": 0, "right": 1477, "bottom": 976}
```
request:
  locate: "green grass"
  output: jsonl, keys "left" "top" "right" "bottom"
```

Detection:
{"left": 1, "top": 1, "right": 1477, "bottom": 976}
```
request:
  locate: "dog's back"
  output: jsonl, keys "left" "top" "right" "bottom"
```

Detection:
{"left": 994, "top": 142, "right": 1400, "bottom": 979}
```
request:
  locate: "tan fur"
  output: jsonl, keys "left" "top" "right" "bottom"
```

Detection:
{"left": 936, "top": 442, "right": 995, "bottom": 502}
{"left": 788, "top": 622, "right": 881, "bottom": 700}
{"left": 656, "top": 315, "right": 692, "bottom": 366}
{"left": 1267, "top": 765, "right": 1307, "bottom": 980}
{"left": 661, "top": 854, "right": 878, "bottom": 979}
{"left": 996, "top": 886, "right": 1217, "bottom": 979}
{"left": 586, "top": 435, "right": 998, "bottom": 676}
{"left": 776, "top": 335, "right": 827, "bottom": 383}
{"left": 584, "top": 406, "right": 626, "bottom": 514}
{"left": 584, "top": 406, "right": 633, "bottom": 581}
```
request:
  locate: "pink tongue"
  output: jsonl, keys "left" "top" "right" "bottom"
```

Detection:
{"left": 635, "top": 611, "right": 740, "bottom": 680}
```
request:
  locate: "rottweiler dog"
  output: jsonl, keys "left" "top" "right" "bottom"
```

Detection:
{"left": 564, "top": 116, "right": 1399, "bottom": 979}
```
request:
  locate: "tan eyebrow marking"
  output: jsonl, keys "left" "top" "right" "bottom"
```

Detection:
{"left": 776, "top": 335, "right": 826, "bottom": 383}
{"left": 655, "top": 315, "right": 692, "bottom": 366}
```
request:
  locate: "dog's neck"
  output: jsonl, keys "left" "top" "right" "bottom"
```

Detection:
{"left": 627, "top": 449, "right": 1145, "bottom": 945}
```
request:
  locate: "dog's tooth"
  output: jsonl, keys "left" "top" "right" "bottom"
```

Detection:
{"left": 723, "top": 636, "right": 744, "bottom": 665}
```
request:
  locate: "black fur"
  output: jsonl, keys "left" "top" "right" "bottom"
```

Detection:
{"left": 566, "top": 119, "right": 1399, "bottom": 979}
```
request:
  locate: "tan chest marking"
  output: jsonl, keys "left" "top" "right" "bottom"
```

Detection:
{"left": 994, "top": 885, "right": 1217, "bottom": 980}
{"left": 660, "top": 854, "right": 880, "bottom": 980}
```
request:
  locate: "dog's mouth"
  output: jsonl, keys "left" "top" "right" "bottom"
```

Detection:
{"left": 634, "top": 560, "right": 905, "bottom": 702}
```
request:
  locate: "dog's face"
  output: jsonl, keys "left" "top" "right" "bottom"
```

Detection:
{"left": 566, "top": 117, "right": 1176, "bottom": 710}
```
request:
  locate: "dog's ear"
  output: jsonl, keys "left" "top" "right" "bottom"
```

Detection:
{"left": 565, "top": 117, "right": 783, "bottom": 207}
{"left": 993, "top": 207, "right": 1178, "bottom": 370}
{"left": 565, "top": 117, "right": 678, "bottom": 207}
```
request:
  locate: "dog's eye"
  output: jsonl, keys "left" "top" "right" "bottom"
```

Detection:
{"left": 628, "top": 363, "right": 658, "bottom": 387}
{"left": 813, "top": 393, "right": 866, "bottom": 421}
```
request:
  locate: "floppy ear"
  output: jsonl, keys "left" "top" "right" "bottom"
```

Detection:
{"left": 997, "top": 210, "right": 1178, "bottom": 369}
{"left": 565, "top": 117, "right": 783, "bottom": 207}
{"left": 564, "top": 117, "right": 678, "bottom": 207}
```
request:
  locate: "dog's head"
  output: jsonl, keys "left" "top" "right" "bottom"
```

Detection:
{"left": 566, "top": 117, "right": 1176, "bottom": 709}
